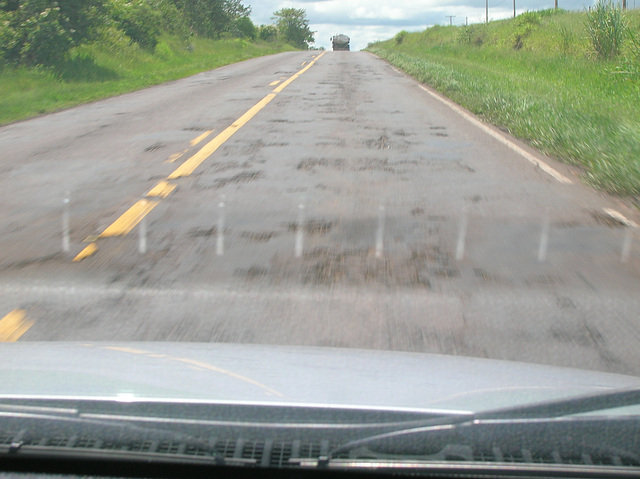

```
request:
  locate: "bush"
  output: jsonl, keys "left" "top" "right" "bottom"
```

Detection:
{"left": 395, "top": 30, "right": 408, "bottom": 45}
{"left": 258, "top": 24, "right": 278, "bottom": 41}
{"left": 586, "top": 0, "right": 626, "bottom": 59}
{"left": 517, "top": 11, "right": 542, "bottom": 26}
{"left": 0, "top": 2, "right": 75, "bottom": 67}
{"left": 458, "top": 24, "right": 487, "bottom": 46}
{"left": 148, "top": 0, "right": 188, "bottom": 37}
{"left": 110, "top": 0, "right": 162, "bottom": 51}
{"left": 19, "top": 6, "right": 73, "bottom": 65}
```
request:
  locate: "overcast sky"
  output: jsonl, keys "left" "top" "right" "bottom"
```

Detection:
{"left": 248, "top": 0, "right": 621, "bottom": 51}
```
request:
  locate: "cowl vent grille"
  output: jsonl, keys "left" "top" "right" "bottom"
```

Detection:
{"left": 2, "top": 429, "right": 639, "bottom": 470}
{"left": 0, "top": 430, "right": 334, "bottom": 468}
{"left": 467, "top": 447, "right": 640, "bottom": 468}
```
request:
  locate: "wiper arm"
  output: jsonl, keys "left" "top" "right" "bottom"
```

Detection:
{"left": 325, "top": 387, "right": 640, "bottom": 461}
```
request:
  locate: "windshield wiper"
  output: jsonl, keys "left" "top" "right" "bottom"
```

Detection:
{"left": 322, "top": 387, "right": 640, "bottom": 463}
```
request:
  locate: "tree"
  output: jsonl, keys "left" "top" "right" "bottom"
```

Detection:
{"left": 272, "top": 8, "right": 314, "bottom": 49}
{"left": 109, "top": 0, "right": 163, "bottom": 50}
{"left": 0, "top": 0, "right": 105, "bottom": 66}
{"left": 233, "top": 15, "right": 255, "bottom": 39}
{"left": 169, "top": 0, "right": 250, "bottom": 38}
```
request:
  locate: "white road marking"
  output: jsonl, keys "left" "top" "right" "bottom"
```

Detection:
{"left": 139, "top": 214, "right": 147, "bottom": 254}
{"left": 603, "top": 208, "right": 638, "bottom": 228}
{"left": 376, "top": 205, "right": 385, "bottom": 259}
{"left": 455, "top": 211, "right": 468, "bottom": 261}
{"left": 417, "top": 84, "right": 573, "bottom": 185}
{"left": 217, "top": 197, "right": 226, "bottom": 256}
{"left": 295, "top": 204, "right": 305, "bottom": 258}
{"left": 622, "top": 228, "right": 633, "bottom": 263}
{"left": 538, "top": 210, "right": 551, "bottom": 263}
{"left": 62, "top": 196, "right": 71, "bottom": 254}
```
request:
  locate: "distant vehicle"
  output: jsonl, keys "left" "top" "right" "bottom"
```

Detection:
{"left": 331, "top": 34, "right": 350, "bottom": 51}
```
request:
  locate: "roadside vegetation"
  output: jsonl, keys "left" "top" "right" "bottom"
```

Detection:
{"left": 0, "top": 1, "right": 314, "bottom": 125}
{"left": 367, "top": 4, "right": 640, "bottom": 200}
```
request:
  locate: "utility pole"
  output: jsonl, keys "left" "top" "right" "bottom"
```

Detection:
{"left": 446, "top": 15, "right": 456, "bottom": 25}
{"left": 486, "top": 0, "right": 489, "bottom": 23}
{"left": 555, "top": 0, "right": 558, "bottom": 8}
{"left": 513, "top": 0, "right": 516, "bottom": 17}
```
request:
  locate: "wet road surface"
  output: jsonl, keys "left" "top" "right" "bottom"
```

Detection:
{"left": 1, "top": 51, "right": 639, "bottom": 375}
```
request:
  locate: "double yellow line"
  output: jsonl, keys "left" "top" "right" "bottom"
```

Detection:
{"left": 74, "top": 52, "right": 326, "bottom": 262}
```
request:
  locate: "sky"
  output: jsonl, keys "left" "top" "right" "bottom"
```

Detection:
{"left": 248, "top": 0, "right": 618, "bottom": 51}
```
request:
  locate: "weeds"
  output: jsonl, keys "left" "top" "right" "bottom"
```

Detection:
{"left": 559, "top": 25, "right": 575, "bottom": 53}
{"left": 367, "top": 10, "right": 640, "bottom": 197}
{"left": 395, "top": 31, "right": 409, "bottom": 45}
{"left": 458, "top": 24, "right": 487, "bottom": 46}
{"left": 586, "top": 0, "right": 626, "bottom": 59}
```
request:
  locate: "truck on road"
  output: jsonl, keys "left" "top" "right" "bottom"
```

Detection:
{"left": 331, "top": 34, "right": 350, "bottom": 51}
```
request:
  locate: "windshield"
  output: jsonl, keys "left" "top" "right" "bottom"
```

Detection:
{"left": 1, "top": 0, "right": 640, "bottom": 475}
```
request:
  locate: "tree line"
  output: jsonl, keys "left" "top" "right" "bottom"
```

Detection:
{"left": 0, "top": 1, "right": 314, "bottom": 67}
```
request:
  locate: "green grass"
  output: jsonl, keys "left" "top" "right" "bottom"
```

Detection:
{"left": 367, "top": 9, "right": 640, "bottom": 199}
{"left": 0, "top": 32, "right": 294, "bottom": 126}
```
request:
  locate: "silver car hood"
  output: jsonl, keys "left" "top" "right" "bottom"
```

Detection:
{"left": 1, "top": 342, "right": 640, "bottom": 414}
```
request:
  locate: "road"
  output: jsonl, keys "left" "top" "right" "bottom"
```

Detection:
{"left": 1, "top": 51, "right": 639, "bottom": 375}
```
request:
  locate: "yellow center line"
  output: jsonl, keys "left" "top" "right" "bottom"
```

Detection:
{"left": 273, "top": 52, "right": 325, "bottom": 94}
{"left": 269, "top": 80, "right": 281, "bottom": 86}
{"left": 169, "top": 54, "right": 326, "bottom": 181}
{"left": 73, "top": 243, "right": 98, "bottom": 262}
{"left": 74, "top": 52, "right": 326, "bottom": 262}
{"left": 147, "top": 180, "right": 176, "bottom": 199}
{"left": 189, "top": 130, "right": 215, "bottom": 146}
{"left": 0, "top": 309, "right": 33, "bottom": 342}
{"left": 168, "top": 93, "right": 277, "bottom": 179}
{"left": 100, "top": 199, "right": 159, "bottom": 238}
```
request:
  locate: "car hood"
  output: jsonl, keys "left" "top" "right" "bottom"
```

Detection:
{"left": 1, "top": 342, "right": 640, "bottom": 414}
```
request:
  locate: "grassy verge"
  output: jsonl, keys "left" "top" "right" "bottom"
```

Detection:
{"left": 0, "top": 33, "right": 294, "bottom": 126}
{"left": 367, "top": 9, "right": 640, "bottom": 200}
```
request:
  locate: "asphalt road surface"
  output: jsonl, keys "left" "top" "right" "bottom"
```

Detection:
{"left": 1, "top": 51, "right": 639, "bottom": 375}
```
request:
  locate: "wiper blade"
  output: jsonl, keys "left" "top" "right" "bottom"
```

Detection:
{"left": 325, "top": 387, "right": 640, "bottom": 461}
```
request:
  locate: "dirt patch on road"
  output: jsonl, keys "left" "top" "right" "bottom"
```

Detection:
{"left": 296, "top": 247, "right": 433, "bottom": 288}
{"left": 297, "top": 158, "right": 346, "bottom": 171}
{"left": 244, "top": 246, "right": 448, "bottom": 289}
{"left": 241, "top": 231, "right": 278, "bottom": 242}
{"left": 214, "top": 171, "right": 263, "bottom": 188}
{"left": 189, "top": 227, "right": 217, "bottom": 238}
{"left": 286, "top": 219, "right": 335, "bottom": 235}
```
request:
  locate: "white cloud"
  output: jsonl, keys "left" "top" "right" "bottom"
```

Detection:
{"left": 249, "top": 0, "right": 604, "bottom": 51}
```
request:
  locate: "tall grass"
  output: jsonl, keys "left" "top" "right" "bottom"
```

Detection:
{"left": 0, "top": 35, "right": 294, "bottom": 126}
{"left": 367, "top": 10, "right": 640, "bottom": 200}
{"left": 586, "top": 0, "right": 626, "bottom": 59}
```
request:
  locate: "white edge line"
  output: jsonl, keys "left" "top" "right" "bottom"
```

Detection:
{"left": 416, "top": 84, "right": 573, "bottom": 185}
{"left": 603, "top": 208, "right": 638, "bottom": 229}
